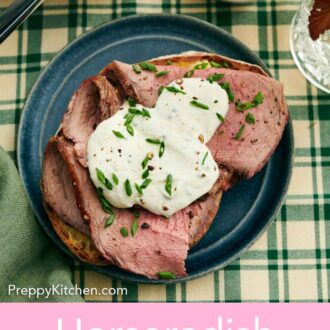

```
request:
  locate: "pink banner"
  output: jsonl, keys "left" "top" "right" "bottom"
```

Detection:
{"left": 0, "top": 303, "right": 329, "bottom": 329}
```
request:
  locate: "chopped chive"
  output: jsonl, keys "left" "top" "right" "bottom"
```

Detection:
{"left": 126, "top": 124, "right": 134, "bottom": 136}
{"left": 124, "top": 179, "right": 132, "bottom": 196}
{"left": 104, "top": 214, "right": 115, "bottom": 228}
{"left": 135, "top": 183, "right": 143, "bottom": 195}
{"left": 207, "top": 73, "right": 225, "bottom": 83}
{"left": 112, "top": 130, "right": 125, "bottom": 139}
{"left": 120, "top": 226, "right": 129, "bottom": 237}
{"left": 158, "top": 271, "right": 176, "bottom": 279}
{"left": 219, "top": 82, "right": 235, "bottom": 102}
{"left": 131, "top": 212, "right": 140, "bottom": 237}
{"left": 141, "top": 178, "right": 152, "bottom": 189}
{"left": 159, "top": 141, "right": 165, "bottom": 158}
{"left": 234, "top": 124, "right": 245, "bottom": 140}
{"left": 141, "top": 155, "right": 149, "bottom": 169}
{"left": 202, "top": 152, "right": 208, "bottom": 165}
{"left": 194, "top": 62, "right": 208, "bottom": 70}
{"left": 96, "top": 187, "right": 113, "bottom": 214}
{"left": 96, "top": 168, "right": 113, "bottom": 190}
{"left": 216, "top": 113, "right": 225, "bottom": 123}
{"left": 128, "top": 107, "right": 142, "bottom": 115}
{"left": 146, "top": 138, "right": 161, "bottom": 145}
{"left": 235, "top": 91, "right": 264, "bottom": 112}
{"left": 142, "top": 169, "right": 149, "bottom": 179}
{"left": 158, "top": 86, "right": 165, "bottom": 95}
{"left": 112, "top": 173, "right": 119, "bottom": 185}
{"left": 254, "top": 91, "right": 264, "bottom": 105}
{"left": 222, "top": 62, "right": 230, "bottom": 68}
{"left": 156, "top": 70, "right": 170, "bottom": 78}
{"left": 165, "top": 86, "right": 186, "bottom": 94}
{"left": 132, "top": 64, "right": 141, "bottom": 74}
{"left": 210, "top": 60, "right": 222, "bottom": 68}
{"left": 141, "top": 108, "right": 151, "bottom": 118}
{"left": 124, "top": 113, "right": 135, "bottom": 125}
{"left": 166, "top": 60, "right": 173, "bottom": 65}
{"left": 245, "top": 112, "right": 256, "bottom": 125}
{"left": 127, "top": 97, "right": 136, "bottom": 107}
{"left": 190, "top": 100, "right": 209, "bottom": 110}
{"left": 165, "top": 174, "right": 172, "bottom": 196}
{"left": 139, "top": 62, "right": 157, "bottom": 72}
{"left": 184, "top": 69, "right": 194, "bottom": 78}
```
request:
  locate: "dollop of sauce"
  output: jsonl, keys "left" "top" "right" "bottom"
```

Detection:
{"left": 87, "top": 78, "right": 228, "bottom": 217}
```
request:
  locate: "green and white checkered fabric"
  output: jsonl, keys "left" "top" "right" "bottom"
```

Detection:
{"left": 0, "top": 0, "right": 329, "bottom": 302}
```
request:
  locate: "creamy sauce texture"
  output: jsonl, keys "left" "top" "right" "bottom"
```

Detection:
{"left": 87, "top": 78, "right": 228, "bottom": 217}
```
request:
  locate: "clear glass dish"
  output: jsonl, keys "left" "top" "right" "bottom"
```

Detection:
{"left": 290, "top": 0, "right": 330, "bottom": 94}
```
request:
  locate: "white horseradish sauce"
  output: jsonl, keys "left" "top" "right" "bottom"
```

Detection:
{"left": 87, "top": 78, "right": 229, "bottom": 217}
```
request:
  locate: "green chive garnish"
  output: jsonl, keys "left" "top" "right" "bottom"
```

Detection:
{"left": 146, "top": 138, "right": 161, "bottom": 145}
{"left": 210, "top": 60, "right": 222, "bottom": 68}
{"left": 207, "top": 73, "right": 225, "bottom": 83}
{"left": 234, "top": 124, "right": 245, "bottom": 140}
{"left": 159, "top": 141, "right": 165, "bottom": 158}
{"left": 194, "top": 62, "right": 208, "bottom": 70}
{"left": 184, "top": 69, "right": 194, "bottom": 78}
{"left": 112, "top": 173, "right": 119, "bottom": 185}
{"left": 235, "top": 91, "right": 264, "bottom": 112}
{"left": 202, "top": 152, "right": 208, "bottom": 165}
{"left": 128, "top": 107, "right": 142, "bottom": 115}
{"left": 104, "top": 214, "right": 115, "bottom": 228}
{"left": 120, "top": 227, "right": 128, "bottom": 237}
{"left": 219, "top": 82, "right": 235, "bottom": 102}
{"left": 96, "top": 168, "right": 113, "bottom": 190}
{"left": 156, "top": 70, "right": 170, "bottom": 78}
{"left": 96, "top": 187, "right": 113, "bottom": 214}
{"left": 190, "top": 100, "right": 209, "bottom": 110}
{"left": 142, "top": 169, "right": 149, "bottom": 179}
{"left": 165, "top": 86, "right": 186, "bottom": 94}
{"left": 132, "top": 64, "right": 141, "bottom": 74}
{"left": 113, "top": 130, "right": 125, "bottom": 139}
{"left": 141, "top": 155, "right": 149, "bottom": 169}
{"left": 124, "top": 179, "right": 132, "bottom": 196}
{"left": 245, "top": 112, "right": 256, "bottom": 125}
{"left": 166, "top": 60, "right": 173, "bottom": 65}
{"left": 158, "top": 86, "right": 165, "bottom": 95}
{"left": 141, "top": 178, "right": 152, "bottom": 189}
{"left": 222, "top": 62, "right": 230, "bottom": 68}
{"left": 124, "top": 113, "right": 135, "bottom": 125}
{"left": 131, "top": 212, "right": 140, "bottom": 237}
{"left": 126, "top": 124, "right": 134, "bottom": 136}
{"left": 158, "top": 271, "right": 176, "bottom": 279}
{"left": 254, "top": 91, "right": 264, "bottom": 105}
{"left": 142, "top": 108, "right": 151, "bottom": 118}
{"left": 216, "top": 113, "right": 224, "bottom": 123}
{"left": 127, "top": 97, "right": 136, "bottom": 107}
{"left": 135, "top": 183, "right": 143, "bottom": 196}
{"left": 139, "top": 62, "right": 157, "bottom": 72}
{"left": 165, "top": 174, "right": 172, "bottom": 196}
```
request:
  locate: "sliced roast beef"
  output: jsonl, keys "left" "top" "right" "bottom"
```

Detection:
{"left": 62, "top": 75, "right": 123, "bottom": 167}
{"left": 101, "top": 61, "right": 288, "bottom": 178}
{"left": 49, "top": 136, "right": 224, "bottom": 278}
{"left": 41, "top": 137, "right": 89, "bottom": 235}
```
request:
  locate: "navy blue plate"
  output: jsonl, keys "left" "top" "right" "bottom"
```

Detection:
{"left": 18, "top": 14, "right": 294, "bottom": 283}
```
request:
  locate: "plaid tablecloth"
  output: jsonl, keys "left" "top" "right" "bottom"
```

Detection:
{"left": 1, "top": 0, "right": 329, "bottom": 302}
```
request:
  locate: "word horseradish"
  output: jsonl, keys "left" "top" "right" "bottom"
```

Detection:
{"left": 87, "top": 78, "right": 228, "bottom": 217}
{"left": 57, "top": 316, "right": 270, "bottom": 330}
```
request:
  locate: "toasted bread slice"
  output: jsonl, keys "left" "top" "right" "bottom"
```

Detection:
{"left": 43, "top": 51, "right": 264, "bottom": 266}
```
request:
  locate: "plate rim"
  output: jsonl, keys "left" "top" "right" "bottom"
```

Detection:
{"left": 17, "top": 13, "right": 294, "bottom": 284}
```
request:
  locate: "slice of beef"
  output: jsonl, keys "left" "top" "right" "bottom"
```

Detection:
{"left": 101, "top": 61, "right": 288, "bottom": 179}
{"left": 62, "top": 75, "right": 123, "bottom": 167}
{"left": 41, "top": 137, "right": 90, "bottom": 235}
{"left": 49, "top": 136, "right": 224, "bottom": 278}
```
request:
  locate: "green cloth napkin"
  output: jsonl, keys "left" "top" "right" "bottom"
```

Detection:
{"left": 0, "top": 147, "right": 83, "bottom": 302}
